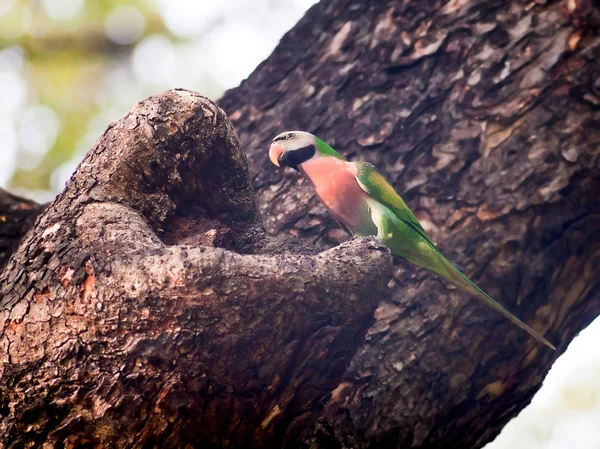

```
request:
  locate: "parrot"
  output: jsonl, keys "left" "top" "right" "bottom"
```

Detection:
{"left": 268, "top": 130, "right": 555, "bottom": 350}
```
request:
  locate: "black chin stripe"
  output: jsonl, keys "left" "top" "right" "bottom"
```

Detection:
{"left": 279, "top": 144, "right": 316, "bottom": 168}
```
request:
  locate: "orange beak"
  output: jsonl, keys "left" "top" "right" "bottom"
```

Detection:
{"left": 269, "top": 143, "right": 285, "bottom": 167}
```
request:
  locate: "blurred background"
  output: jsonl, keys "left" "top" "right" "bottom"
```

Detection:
{"left": 0, "top": 1, "right": 598, "bottom": 448}
{"left": 0, "top": 0, "right": 314, "bottom": 201}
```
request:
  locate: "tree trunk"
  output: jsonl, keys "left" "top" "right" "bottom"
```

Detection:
{"left": 219, "top": 0, "right": 600, "bottom": 447}
{"left": 1, "top": 1, "right": 599, "bottom": 449}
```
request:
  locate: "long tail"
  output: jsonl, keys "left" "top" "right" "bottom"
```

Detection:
{"left": 408, "top": 245, "right": 555, "bottom": 350}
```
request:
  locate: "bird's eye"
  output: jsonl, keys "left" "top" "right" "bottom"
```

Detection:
{"left": 286, "top": 133, "right": 294, "bottom": 139}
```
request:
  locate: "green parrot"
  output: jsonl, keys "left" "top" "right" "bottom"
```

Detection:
{"left": 269, "top": 130, "right": 555, "bottom": 350}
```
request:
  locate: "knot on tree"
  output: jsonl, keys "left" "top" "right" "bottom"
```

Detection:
{"left": 0, "top": 89, "right": 393, "bottom": 448}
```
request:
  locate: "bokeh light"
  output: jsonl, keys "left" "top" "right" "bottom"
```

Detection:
{"left": 41, "top": 0, "right": 84, "bottom": 21}
{"left": 0, "top": 118, "right": 18, "bottom": 186}
{"left": 105, "top": 6, "right": 146, "bottom": 45}
{"left": 18, "top": 105, "right": 60, "bottom": 169}
{"left": 0, "top": 0, "right": 318, "bottom": 199}
{"left": 0, "top": 71, "right": 26, "bottom": 115}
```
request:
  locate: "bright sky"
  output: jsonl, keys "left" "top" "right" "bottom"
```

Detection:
{"left": 488, "top": 318, "right": 600, "bottom": 449}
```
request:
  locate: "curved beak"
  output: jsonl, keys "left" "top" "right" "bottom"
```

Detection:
{"left": 269, "top": 143, "right": 285, "bottom": 167}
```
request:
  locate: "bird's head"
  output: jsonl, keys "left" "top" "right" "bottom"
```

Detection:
{"left": 269, "top": 131, "right": 318, "bottom": 170}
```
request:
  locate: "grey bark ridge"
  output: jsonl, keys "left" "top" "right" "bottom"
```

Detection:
{"left": 0, "top": 90, "right": 393, "bottom": 448}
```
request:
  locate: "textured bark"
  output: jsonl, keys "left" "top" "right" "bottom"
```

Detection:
{"left": 0, "top": 91, "right": 392, "bottom": 448}
{"left": 218, "top": 0, "right": 600, "bottom": 447}
{"left": 0, "top": 189, "right": 45, "bottom": 270}
{"left": 1, "top": 1, "right": 599, "bottom": 448}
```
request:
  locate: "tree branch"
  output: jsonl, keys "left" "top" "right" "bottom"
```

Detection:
{"left": 0, "top": 90, "right": 392, "bottom": 448}
{"left": 0, "top": 189, "right": 45, "bottom": 270}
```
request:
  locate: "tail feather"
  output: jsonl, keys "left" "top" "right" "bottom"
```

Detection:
{"left": 411, "top": 245, "right": 555, "bottom": 350}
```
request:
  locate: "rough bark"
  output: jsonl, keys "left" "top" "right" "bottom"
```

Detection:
{"left": 0, "top": 189, "right": 45, "bottom": 271}
{"left": 218, "top": 0, "right": 600, "bottom": 447}
{"left": 1, "top": 0, "right": 599, "bottom": 448}
{"left": 0, "top": 91, "right": 392, "bottom": 448}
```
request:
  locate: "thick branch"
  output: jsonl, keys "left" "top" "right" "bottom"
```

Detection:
{"left": 0, "top": 90, "right": 392, "bottom": 448}
{"left": 0, "top": 189, "right": 45, "bottom": 270}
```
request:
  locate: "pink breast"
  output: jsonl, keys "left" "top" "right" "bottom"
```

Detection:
{"left": 299, "top": 158, "right": 368, "bottom": 228}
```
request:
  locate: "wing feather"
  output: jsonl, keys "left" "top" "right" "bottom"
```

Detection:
{"left": 354, "top": 162, "right": 555, "bottom": 349}
{"left": 355, "top": 162, "right": 439, "bottom": 250}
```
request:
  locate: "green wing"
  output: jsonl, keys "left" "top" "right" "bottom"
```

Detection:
{"left": 354, "top": 162, "right": 555, "bottom": 350}
{"left": 355, "top": 162, "right": 437, "bottom": 248}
